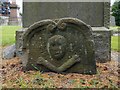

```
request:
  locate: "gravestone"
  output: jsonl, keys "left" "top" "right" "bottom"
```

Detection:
{"left": 21, "top": 18, "right": 96, "bottom": 74}
{"left": 16, "top": 1, "right": 112, "bottom": 73}
{"left": 110, "top": 16, "right": 116, "bottom": 26}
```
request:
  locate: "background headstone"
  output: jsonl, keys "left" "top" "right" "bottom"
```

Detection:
{"left": 110, "top": 16, "right": 116, "bottom": 26}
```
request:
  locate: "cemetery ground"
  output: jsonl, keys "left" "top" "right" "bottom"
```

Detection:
{"left": 1, "top": 26, "right": 120, "bottom": 88}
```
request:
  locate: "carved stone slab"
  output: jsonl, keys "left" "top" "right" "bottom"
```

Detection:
{"left": 22, "top": 18, "right": 96, "bottom": 74}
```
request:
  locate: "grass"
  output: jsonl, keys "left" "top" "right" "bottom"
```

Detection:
{"left": 0, "top": 26, "right": 119, "bottom": 51}
{"left": 110, "top": 26, "right": 120, "bottom": 31}
{"left": 0, "top": 26, "right": 22, "bottom": 46}
{"left": 111, "top": 36, "right": 120, "bottom": 51}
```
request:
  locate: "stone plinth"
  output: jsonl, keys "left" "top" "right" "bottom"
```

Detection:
{"left": 92, "top": 27, "right": 112, "bottom": 62}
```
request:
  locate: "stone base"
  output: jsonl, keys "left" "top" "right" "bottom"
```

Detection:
{"left": 16, "top": 29, "right": 26, "bottom": 56}
{"left": 92, "top": 27, "right": 112, "bottom": 63}
{"left": 16, "top": 27, "right": 111, "bottom": 63}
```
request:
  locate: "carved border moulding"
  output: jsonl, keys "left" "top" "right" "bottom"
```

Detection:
{"left": 22, "top": 18, "right": 96, "bottom": 74}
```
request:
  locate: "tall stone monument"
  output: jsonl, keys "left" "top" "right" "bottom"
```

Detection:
{"left": 9, "top": 1, "right": 19, "bottom": 25}
{"left": 16, "top": 1, "right": 111, "bottom": 73}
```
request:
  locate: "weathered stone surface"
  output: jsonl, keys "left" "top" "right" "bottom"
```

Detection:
{"left": 23, "top": 2, "right": 110, "bottom": 28}
{"left": 2, "top": 44, "right": 16, "bottom": 59}
{"left": 92, "top": 27, "right": 112, "bottom": 62}
{"left": 16, "top": 29, "right": 26, "bottom": 57}
{"left": 21, "top": 18, "right": 96, "bottom": 74}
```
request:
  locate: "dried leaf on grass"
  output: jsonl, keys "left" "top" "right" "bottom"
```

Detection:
{"left": 1, "top": 57, "right": 119, "bottom": 88}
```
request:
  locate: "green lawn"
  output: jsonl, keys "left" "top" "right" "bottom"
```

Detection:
{"left": 0, "top": 26, "right": 22, "bottom": 46}
{"left": 0, "top": 26, "right": 119, "bottom": 51}
{"left": 110, "top": 26, "right": 120, "bottom": 31}
{"left": 111, "top": 36, "right": 120, "bottom": 51}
